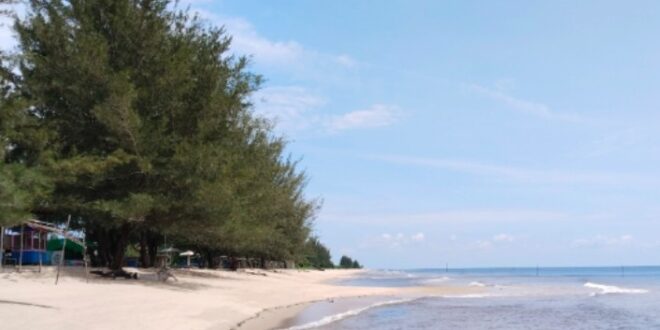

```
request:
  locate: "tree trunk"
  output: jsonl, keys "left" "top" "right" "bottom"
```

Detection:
{"left": 139, "top": 231, "right": 148, "bottom": 268}
{"left": 146, "top": 233, "right": 159, "bottom": 268}
{"left": 109, "top": 224, "right": 132, "bottom": 270}
{"left": 204, "top": 249, "right": 218, "bottom": 269}
{"left": 96, "top": 229, "right": 113, "bottom": 268}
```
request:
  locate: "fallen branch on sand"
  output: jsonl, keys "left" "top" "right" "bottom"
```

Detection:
{"left": 90, "top": 269, "right": 138, "bottom": 280}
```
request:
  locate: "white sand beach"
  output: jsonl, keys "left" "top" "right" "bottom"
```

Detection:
{"left": 0, "top": 267, "right": 477, "bottom": 330}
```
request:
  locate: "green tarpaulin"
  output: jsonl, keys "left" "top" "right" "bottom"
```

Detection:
{"left": 47, "top": 238, "right": 84, "bottom": 258}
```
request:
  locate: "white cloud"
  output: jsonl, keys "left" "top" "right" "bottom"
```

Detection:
{"left": 466, "top": 83, "right": 584, "bottom": 123}
{"left": 252, "top": 88, "right": 400, "bottom": 134}
{"left": 334, "top": 54, "right": 357, "bottom": 68}
{"left": 493, "top": 233, "right": 515, "bottom": 242}
{"left": 411, "top": 232, "right": 425, "bottom": 242}
{"left": 368, "top": 154, "right": 657, "bottom": 186}
{"left": 471, "top": 233, "right": 515, "bottom": 250}
{"left": 185, "top": 9, "right": 357, "bottom": 70}
{"left": 367, "top": 232, "right": 426, "bottom": 248}
{"left": 0, "top": 2, "right": 26, "bottom": 52}
{"left": 323, "top": 209, "right": 576, "bottom": 225}
{"left": 474, "top": 240, "right": 493, "bottom": 250}
{"left": 572, "top": 234, "right": 634, "bottom": 248}
{"left": 252, "top": 86, "right": 325, "bottom": 131}
{"left": 0, "top": 20, "right": 15, "bottom": 52}
{"left": 326, "top": 104, "right": 401, "bottom": 132}
{"left": 221, "top": 16, "right": 305, "bottom": 66}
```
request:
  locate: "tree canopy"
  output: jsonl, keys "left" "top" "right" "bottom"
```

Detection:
{"left": 302, "top": 237, "right": 334, "bottom": 269}
{"left": 339, "top": 255, "right": 362, "bottom": 269}
{"left": 0, "top": 0, "right": 323, "bottom": 269}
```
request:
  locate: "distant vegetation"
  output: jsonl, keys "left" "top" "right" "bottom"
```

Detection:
{"left": 339, "top": 255, "right": 362, "bottom": 269}
{"left": 0, "top": 0, "right": 336, "bottom": 269}
{"left": 301, "top": 237, "right": 335, "bottom": 269}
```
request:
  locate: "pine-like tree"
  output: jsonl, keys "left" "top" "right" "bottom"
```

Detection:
{"left": 3, "top": 0, "right": 318, "bottom": 269}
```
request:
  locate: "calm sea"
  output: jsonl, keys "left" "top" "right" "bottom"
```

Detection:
{"left": 293, "top": 267, "right": 660, "bottom": 329}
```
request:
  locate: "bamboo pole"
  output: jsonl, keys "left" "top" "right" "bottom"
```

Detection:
{"left": 0, "top": 226, "right": 4, "bottom": 271}
{"left": 55, "top": 215, "right": 71, "bottom": 285}
{"left": 38, "top": 230, "right": 42, "bottom": 273}
{"left": 18, "top": 224, "right": 24, "bottom": 273}
{"left": 83, "top": 234, "right": 89, "bottom": 283}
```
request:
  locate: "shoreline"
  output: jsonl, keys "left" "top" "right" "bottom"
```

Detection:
{"left": 235, "top": 295, "right": 409, "bottom": 330}
{"left": 232, "top": 273, "right": 484, "bottom": 330}
{"left": 0, "top": 267, "right": 478, "bottom": 330}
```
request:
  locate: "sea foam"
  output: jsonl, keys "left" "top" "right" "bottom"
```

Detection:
{"left": 420, "top": 276, "right": 450, "bottom": 285}
{"left": 584, "top": 282, "right": 648, "bottom": 296}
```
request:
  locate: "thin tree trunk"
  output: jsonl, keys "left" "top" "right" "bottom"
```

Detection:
{"left": 0, "top": 226, "right": 4, "bottom": 271}
{"left": 55, "top": 216, "right": 71, "bottom": 285}
{"left": 139, "top": 231, "right": 148, "bottom": 268}
{"left": 18, "top": 224, "right": 24, "bottom": 273}
{"left": 147, "top": 234, "right": 159, "bottom": 268}
{"left": 109, "top": 224, "right": 132, "bottom": 270}
{"left": 38, "top": 231, "right": 42, "bottom": 273}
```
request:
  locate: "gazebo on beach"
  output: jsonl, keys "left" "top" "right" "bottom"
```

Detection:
{"left": 1, "top": 223, "right": 50, "bottom": 268}
{"left": 1, "top": 218, "right": 89, "bottom": 284}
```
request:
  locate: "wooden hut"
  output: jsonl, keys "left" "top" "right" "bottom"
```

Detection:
{"left": 1, "top": 225, "right": 50, "bottom": 266}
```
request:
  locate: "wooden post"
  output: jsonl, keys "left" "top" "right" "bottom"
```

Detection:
{"left": 55, "top": 215, "right": 71, "bottom": 285}
{"left": 18, "top": 224, "right": 24, "bottom": 273}
{"left": 536, "top": 265, "right": 539, "bottom": 277}
{"left": 38, "top": 230, "right": 42, "bottom": 273}
{"left": 0, "top": 226, "right": 4, "bottom": 271}
{"left": 83, "top": 234, "right": 89, "bottom": 283}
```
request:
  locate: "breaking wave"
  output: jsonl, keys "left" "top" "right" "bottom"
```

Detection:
{"left": 584, "top": 282, "right": 648, "bottom": 296}
{"left": 420, "top": 276, "right": 450, "bottom": 285}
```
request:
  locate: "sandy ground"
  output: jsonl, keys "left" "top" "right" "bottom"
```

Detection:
{"left": 0, "top": 266, "right": 476, "bottom": 330}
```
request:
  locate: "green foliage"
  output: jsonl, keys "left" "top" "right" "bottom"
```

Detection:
{"left": 0, "top": 164, "right": 50, "bottom": 226}
{"left": 301, "top": 237, "right": 334, "bottom": 269}
{"left": 0, "top": 51, "right": 52, "bottom": 227}
{"left": 339, "top": 255, "right": 362, "bottom": 269}
{"left": 0, "top": 0, "right": 322, "bottom": 269}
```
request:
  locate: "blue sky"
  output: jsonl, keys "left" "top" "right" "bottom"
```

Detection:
{"left": 4, "top": 1, "right": 660, "bottom": 268}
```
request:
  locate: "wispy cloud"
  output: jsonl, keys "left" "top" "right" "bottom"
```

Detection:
{"left": 221, "top": 16, "right": 305, "bottom": 66}
{"left": 252, "top": 89, "right": 400, "bottom": 133}
{"left": 362, "top": 232, "right": 426, "bottom": 249}
{"left": 493, "top": 233, "right": 515, "bottom": 242}
{"left": 0, "top": 2, "right": 26, "bottom": 52}
{"left": 368, "top": 154, "right": 656, "bottom": 185}
{"left": 572, "top": 234, "right": 634, "bottom": 248}
{"left": 471, "top": 234, "right": 517, "bottom": 250}
{"left": 184, "top": 9, "right": 358, "bottom": 70}
{"left": 322, "top": 209, "right": 575, "bottom": 225}
{"left": 326, "top": 104, "right": 401, "bottom": 132}
{"left": 0, "top": 18, "right": 14, "bottom": 52}
{"left": 252, "top": 92, "right": 401, "bottom": 133}
{"left": 411, "top": 232, "right": 425, "bottom": 242}
{"left": 466, "top": 83, "right": 585, "bottom": 123}
{"left": 252, "top": 86, "right": 325, "bottom": 131}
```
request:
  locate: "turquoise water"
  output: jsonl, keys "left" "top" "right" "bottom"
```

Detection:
{"left": 311, "top": 267, "right": 660, "bottom": 329}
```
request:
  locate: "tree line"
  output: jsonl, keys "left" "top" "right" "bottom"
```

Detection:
{"left": 339, "top": 255, "right": 362, "bottom": 269}
{"left": 0, "top": 0, "right": 339, "bottom": 270}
